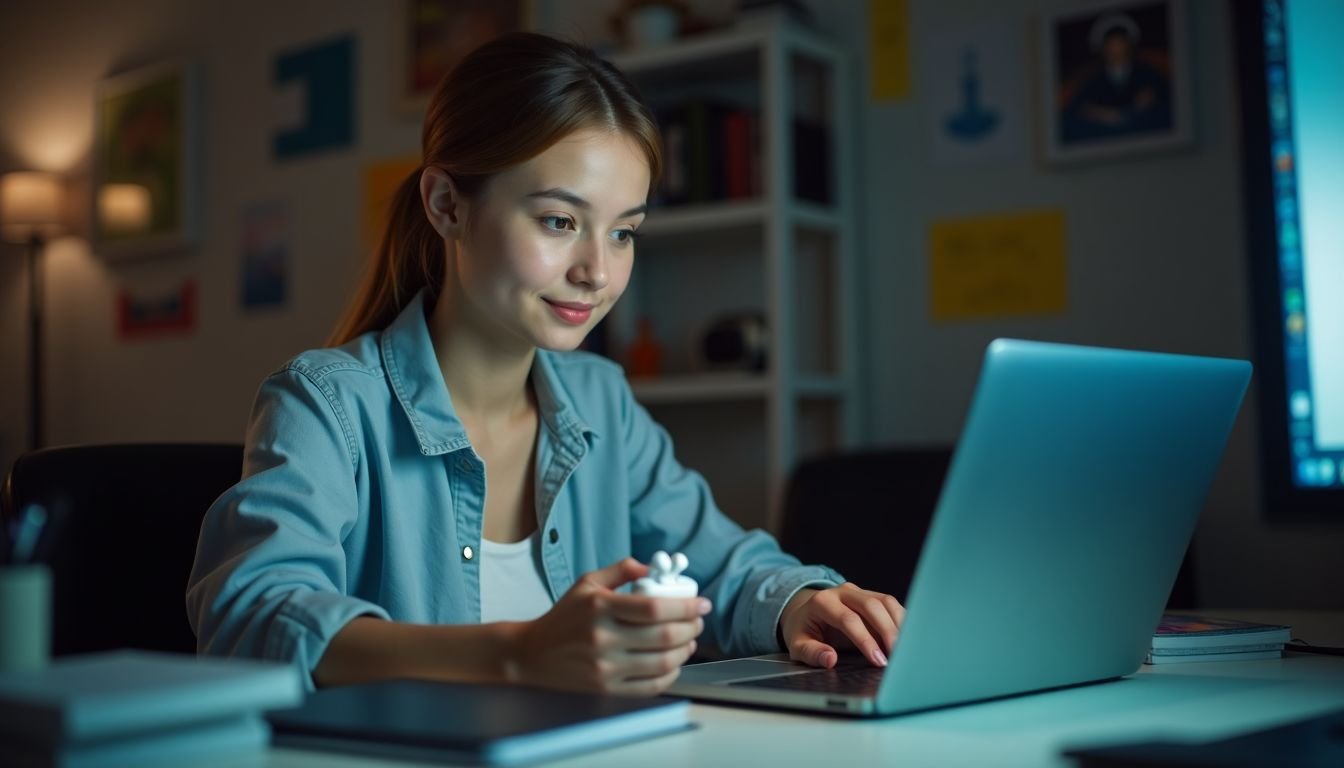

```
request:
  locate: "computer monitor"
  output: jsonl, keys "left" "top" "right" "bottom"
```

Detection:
{"left": 1235, "top": 0, "right": 1344, "bottom": 517}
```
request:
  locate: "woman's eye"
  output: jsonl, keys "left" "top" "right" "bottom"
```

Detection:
{"left": 540, "top": 216, "right": 574, "bottom": 232}
{"left": 612, "top": 229, "right": 638, "bottom": 245}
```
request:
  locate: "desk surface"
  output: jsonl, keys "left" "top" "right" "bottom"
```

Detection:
{"left": 268, "top": 611, "right": 1344, "bottom": 768}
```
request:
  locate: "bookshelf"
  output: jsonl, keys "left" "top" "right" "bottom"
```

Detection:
{"left": 607, "top": 21, "right": 859, "bottom": 534}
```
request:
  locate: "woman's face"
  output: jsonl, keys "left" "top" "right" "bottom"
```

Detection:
{"left": 452, "top": 127, "right": 650, "bottom": 352}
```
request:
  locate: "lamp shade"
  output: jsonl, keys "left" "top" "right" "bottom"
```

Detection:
{"left": 98, "top": 183, "right": 152, "bottom": 234}
{"left": 0, "top": 171, "right": 65, "bottom": 243}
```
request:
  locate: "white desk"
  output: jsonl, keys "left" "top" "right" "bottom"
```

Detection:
{"left": 269, "top": 612, "right": 1344, "bottom": 768}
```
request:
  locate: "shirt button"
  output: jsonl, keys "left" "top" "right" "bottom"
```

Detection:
{"left": 548, "top": 529, "right": 559, "bottom": 544}
{"left": 462, "top": 546, "right": 474, "bottom": 561}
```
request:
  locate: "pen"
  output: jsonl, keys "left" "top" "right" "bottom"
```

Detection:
{"left": 10, "top": 504, "right": 48, "bottom": 565}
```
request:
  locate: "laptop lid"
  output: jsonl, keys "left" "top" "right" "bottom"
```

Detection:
{"left": 672, "top": 339, "right": 1250, "bottom": 717}
{"left": 874, "top": 339, "right": 1250, "bottom": 713}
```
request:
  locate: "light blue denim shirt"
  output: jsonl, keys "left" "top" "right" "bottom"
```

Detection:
{"left": 186, "top": 291, "right": 842, "bottom": 686}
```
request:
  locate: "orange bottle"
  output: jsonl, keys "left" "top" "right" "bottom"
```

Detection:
{"left": 627, "top": 316, "right": 663, "bottom": 378}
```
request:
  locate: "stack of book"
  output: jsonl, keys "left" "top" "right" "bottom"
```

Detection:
{"left": 1146, "top": 613, "right": 1292, "bottom": 665}
{"left": 0, "top": 650, "right": 303, "bottom": 768}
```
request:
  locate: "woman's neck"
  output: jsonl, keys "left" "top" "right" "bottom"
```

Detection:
{"left": 427, "top": 289, "right": 536, "bottom": 425}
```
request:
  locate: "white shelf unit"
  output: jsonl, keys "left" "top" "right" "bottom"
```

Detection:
{"left": 607, "top": 22, "right": 860, "bottom": 533}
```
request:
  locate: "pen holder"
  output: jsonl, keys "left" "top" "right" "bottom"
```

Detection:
{"left": 0, "top": 564, "right": 51, "bottom": 673}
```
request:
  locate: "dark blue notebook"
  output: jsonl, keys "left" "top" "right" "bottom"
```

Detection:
{"left": 266, "top": 679, "right": 692, "bottom": 766}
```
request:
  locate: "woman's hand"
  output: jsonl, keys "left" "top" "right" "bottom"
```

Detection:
{"left": 503, "top": 558, "right": 710, "bottom": 695}
{"left": 778, "top": 583, "right": 905, "bottom": 669}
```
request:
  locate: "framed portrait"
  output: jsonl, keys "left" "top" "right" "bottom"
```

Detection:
{"left": 93, "top": 60, "right": 201, "bottom": 259}
{"left": 394, "top": 0, "right": 531, "bottom": 115}
{"left": 1038, "top": 0, "right": 1192, "bottom": 164}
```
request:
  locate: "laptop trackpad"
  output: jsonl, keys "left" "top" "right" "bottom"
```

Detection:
{"left": 680, "top": 658, "right": 809, "bottom": 685}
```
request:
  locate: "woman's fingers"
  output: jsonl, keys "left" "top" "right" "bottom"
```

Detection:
{"left": 615, "top": 641, "right": 698, "bottom": 682}
{"left": 615, "top": 617, "right": 704, "bottom": 652}
{"left": 603, "top": 593, "right": 711, "bottom": 624}
{"left": 839, "top": 590, "right": 901, "bottom": 654}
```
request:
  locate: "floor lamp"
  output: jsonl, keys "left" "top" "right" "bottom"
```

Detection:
{"left": 1, "top": 171, "right": 65, "bottom": 452}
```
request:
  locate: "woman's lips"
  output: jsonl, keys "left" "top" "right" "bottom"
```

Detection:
{"left": 544, "top": 298, "right": 594, "bottom": 325}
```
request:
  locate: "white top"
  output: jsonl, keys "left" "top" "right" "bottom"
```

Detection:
{"left": 478, "top": 531, "right": 555, "bottom": 623}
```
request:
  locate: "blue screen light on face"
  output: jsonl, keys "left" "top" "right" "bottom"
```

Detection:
{"left": 1267, "top": 0, "right": 1344, "bottom": 487}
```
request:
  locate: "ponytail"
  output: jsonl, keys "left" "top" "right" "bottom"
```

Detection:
{"left": 327, "top": 169, "right": 443, "bottom": 346}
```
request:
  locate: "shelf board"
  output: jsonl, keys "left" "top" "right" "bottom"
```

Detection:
{"left": 795, "top": 375, "right": 847, "bottom": 398}
{"left": 641, "top": 200, "right": 839, "bottom": 237}
{"left": 607, "top": 22, "right": 842, "bottom": 81}
{"left": 631, "top": 372, "right": 769, "bottom": 404}
{"left": 641, "top": 200, "right": 766, "bottom": 236}
{"left": 608, "top": 26, "right": 769, "bottom": 79}
{"left": 793, "top": 202, "right": 840, "bottom": 231}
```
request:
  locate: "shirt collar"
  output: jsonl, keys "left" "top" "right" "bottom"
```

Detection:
{"left": 380, "top": 290, "right": 598, "bottom": 456}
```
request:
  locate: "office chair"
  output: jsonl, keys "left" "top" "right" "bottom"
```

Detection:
{"left": 780, "top": 446, "right": 954, "bottom": 603}
{"left": 779, "top": 446, "right": 1199, "bottom": 608}
{"left": 1, "top": 443, "right": 243, "bottom": 656}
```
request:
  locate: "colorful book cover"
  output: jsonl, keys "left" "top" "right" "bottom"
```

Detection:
{"left": 1152, "top": 614, "right": 1292, "bottom": 651}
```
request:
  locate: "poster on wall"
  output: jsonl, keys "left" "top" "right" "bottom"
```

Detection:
{"left": 117, "top": 280, "right": 197, "bottom": 340}
{"left": 273, "top": 36, "right": 356, "bottom": 160}
{"left": 394, "top": 0, "right": 529, "bottom": 114}
{"left": 1038, "top": 0, "right": 1193, "bottom": 164}
{"left": 919, "top": 18, "right": 1027, "bottom": 166}
{"left": 240, "top": 201, "right": 291, "bottom": 309}
{"left": 869, "top": 0, "right": 912, "bottom": 102}
{"left": 93, "top": 60, "right": 200, "bottom": 260}
{"left": 928, "top": 209, "right": 1067, "bottom": 321}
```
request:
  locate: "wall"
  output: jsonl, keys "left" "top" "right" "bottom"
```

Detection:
{"left": 0, "top": 0, "right": 1339, "bottom": 608}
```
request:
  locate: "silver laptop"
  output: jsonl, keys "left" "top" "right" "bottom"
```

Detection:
{"left": 671, "top": 339, "right": 1251, "bottom": 717}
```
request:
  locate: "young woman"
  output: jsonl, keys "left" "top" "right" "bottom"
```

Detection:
{"left": 187, "top": 32, "right": 904, "bottom": 695}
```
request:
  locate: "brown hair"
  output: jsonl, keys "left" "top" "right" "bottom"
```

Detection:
{"left": 328, "top": 33, "right": 662, "bottom": 346}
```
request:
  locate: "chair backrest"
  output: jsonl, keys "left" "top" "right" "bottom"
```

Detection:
{"left": 1, "top": 443, "right": 243, "bottom": 656}
{"left": 780, "top": 446, "right": 954, "bottom": 603}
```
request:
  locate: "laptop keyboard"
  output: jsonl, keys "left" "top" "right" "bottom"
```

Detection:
{"left": 728, "top": 664, "right": 885, "bottom": 695}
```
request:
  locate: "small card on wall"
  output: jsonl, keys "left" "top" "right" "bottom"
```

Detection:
{"left": 241, "top": 200, "right": 291, "bottom": 309}
{"left": 928, "top": 209, "right": 1067, "bottom": 321}
{"left": 118, "top": 280, "right": 197, "bottom": 340}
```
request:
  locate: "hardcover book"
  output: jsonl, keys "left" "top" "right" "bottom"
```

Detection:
{"left": 1151, "top": 614, "right": 1292, "bottom": 651}
{"left": 267, "top": 678, "right": 692, "bottom": 766}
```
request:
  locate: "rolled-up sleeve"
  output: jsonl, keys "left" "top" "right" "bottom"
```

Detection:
{"left": 620, "top": 385, "right": 843, "bottom": 657}
{"left": 186, "top": 366, "right": 389, "bottom": 687}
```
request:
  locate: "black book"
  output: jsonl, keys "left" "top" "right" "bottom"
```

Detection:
{"left": 267, "top": 679, "right": 691, "bottom": 766}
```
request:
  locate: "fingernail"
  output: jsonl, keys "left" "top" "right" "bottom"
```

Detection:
{"left": 871, "top": 648, "right": 888, "bottom": 667}
{"left": 819, "top": 650, "right": 837, "bottom": 667}
{"left": 697, "top": 598, "right": 712, "bottom": 615}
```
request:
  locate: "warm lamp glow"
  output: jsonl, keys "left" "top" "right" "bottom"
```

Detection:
{"left": 0, "top": 171, "right": 65, "bottom": 243}
{"left": 98, "top": 183, "right": 153, "bottom": 234}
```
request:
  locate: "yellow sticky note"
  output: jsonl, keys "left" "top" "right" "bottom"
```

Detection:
{"left": 929, "top": 210, "right": 1067, "bottom": 321}
{"left": 363, "top": 155, "right": 422, "bottom": 249}
{"left": 870, "top": 0, "right": 911, "bottom": 102}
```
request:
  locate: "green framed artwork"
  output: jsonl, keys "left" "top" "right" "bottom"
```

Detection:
{"left": 93, "top": 60, "right": 200, "bottom": 259}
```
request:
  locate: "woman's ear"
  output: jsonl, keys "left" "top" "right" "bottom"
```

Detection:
{"left": 420, "top": 166, "right": 466, "bottom": 240}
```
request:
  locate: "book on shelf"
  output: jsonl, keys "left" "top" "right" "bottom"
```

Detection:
{"left": 1143, "top": 613, "right": 1291, "bottom": 664}
{"left": 267, "top": 678, "right": 691, "bottom": 766}
{"left": 655, "top": 100, "right": 799, "bottom": 208}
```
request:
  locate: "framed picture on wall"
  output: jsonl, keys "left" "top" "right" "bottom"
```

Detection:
{"left": 93, "top": 60, "right": 201, "bottom": 260}
{"left": 394, "top": 0, "right": 532, "bottom": 115}
{"left": 1038, "top": 0, "right": 1192, "bottom": 164}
